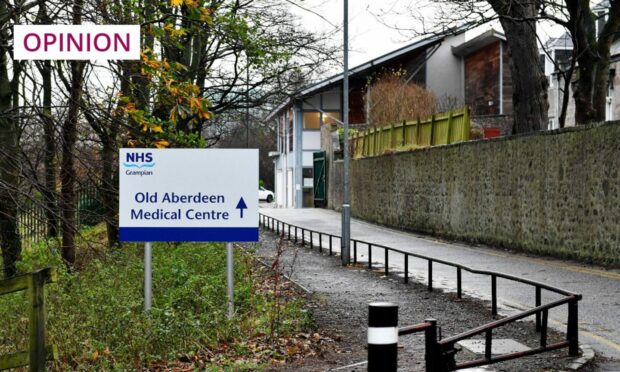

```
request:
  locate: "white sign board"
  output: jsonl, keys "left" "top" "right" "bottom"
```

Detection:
{"left": 119, "top": 149, "right": 258, "bottom": 242}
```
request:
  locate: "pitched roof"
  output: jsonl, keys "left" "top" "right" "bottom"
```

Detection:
{"left": 265, "top": 25, "right": 471, "bottom": 121}
{"left": 544, "top": 32, "right": 573, "bottom": 50}
{"left": 451, "top": 29, "right": 505, "bottom": 56}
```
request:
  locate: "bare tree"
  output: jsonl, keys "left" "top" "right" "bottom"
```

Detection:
{"left": 59, "top": 0, "right": 86, "bottom": 266}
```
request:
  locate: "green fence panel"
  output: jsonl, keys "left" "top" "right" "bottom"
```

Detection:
{"left": 350, "top": 107, "right": 471, "bottom": 158}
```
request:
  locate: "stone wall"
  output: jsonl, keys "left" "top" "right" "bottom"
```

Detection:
{"left": 330, "top": 121, "right": 620, "bottom": 266}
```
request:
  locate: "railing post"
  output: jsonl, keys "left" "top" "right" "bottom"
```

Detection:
{"left": 404, "top": 254, "right": 409, "bottom": 284}
{"left": 319, "top": 233, "right": 323, "bottom": 253}
{"left": 384, "top": 248, "right": 389, "bottom": 275}
{"left": 329, "top": 235, "right": 333, "bottom": 255}
{"left": 428, "top": 261, "right": 433, "bottom": 291}
{"left": 301, "top": 229, "right": 305, "bottom": 246}
{"left": 353, "top": 240, "right": 357, "bottom": 263}
{"left": 457, "top": 268, "right": 462, "bottom": 299}
{"left": 535, "top": 286, "right": 542, "bottom": 331}
{"left": 295, "top": 226, "right": 298, "bottom": 243}
{"left": 288, "top": 225, "right": 291, "bottom": 240}
{"left": 568, "top": 298, "right": 579, "bottom": 356}
{"left": 368, "top": 302, "right": 398, "bottom": 372}
{"left": 368, "top": 244, "right": 372, "bottom": 269}
{"left": 491, "top": 275, "right": 497, "bottom": 317}
{"left": 485, "top": 329, "right": 492, "bottom": 360}
{"left": 424, "top": 318, "right": 438, "bottom": 372}
{"left": 310, "top": 231, "right": 313, "bottom": 249}
{"left": 541, "top": 309, "right": 548, "bottom": 348}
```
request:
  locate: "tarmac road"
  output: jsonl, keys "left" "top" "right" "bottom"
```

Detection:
{"left": 259, "top": 207, "right": 620, "bottom": 363}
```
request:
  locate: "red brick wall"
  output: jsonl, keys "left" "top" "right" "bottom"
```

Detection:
{"left": 464, "top": 42, "right": 500, "bottom": 116}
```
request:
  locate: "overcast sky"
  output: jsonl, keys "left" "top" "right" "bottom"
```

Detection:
{"left": 288, "top": 0, "right": 566, "bottom": 72}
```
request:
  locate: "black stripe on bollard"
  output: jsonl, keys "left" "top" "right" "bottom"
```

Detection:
{"left": 368, "top": 302, "right": 398, "bottom": 372}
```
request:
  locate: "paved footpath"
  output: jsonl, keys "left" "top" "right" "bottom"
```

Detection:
{"left": 259, "top": 206, "right": 620, "bottom": 363}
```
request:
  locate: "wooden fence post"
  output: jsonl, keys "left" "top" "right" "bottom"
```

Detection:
{"left": 416, "top": 116, "right": 421, "bottom": 146}
{"left": 430, "top": 114, "right": 436, "bottom": 146}
{"left": 446, "top": 110, "right": 454, "bottom": 144}
{"left": 464, "top": 106, "right": 471, "bottom": 140}
{"left": 29, "top": 272, "right": 46, "bottom": 371}
{"left": 0, "top": 268, "right": 58, "bottom": 371}
{"left": 402, "top": 120, "right": 406, "bottom": 147}
{"left": 390, "top": 123, "right": 396, "bottom": 148}
{"left": 374, "top": 127, "right": 379, "bottom": 156}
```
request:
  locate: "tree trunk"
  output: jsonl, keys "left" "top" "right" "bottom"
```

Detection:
{"left": 491, "top": 0, "right": 549, "bottom": 133}
{"left": 100, "top": 139, "right": 119, "bottom": 246}
{"left": 101, "top": 63, "right": 129, "bottom": 247}
{"left": 567, "top": 0, "right": 620, "bottom": 124}
{"left": 572, "top": 54, "right": 598, "bottom": 124}
{"left": 0, "top": 7, "right": 22, "bottom": 278}
{"left": 35, "top": 0, "right": 58, "bottom": 238}
{"left": 39, "top": 60, "right": 59, "bottom": 238}
{"left": 60, "top": 0, "right": 85, "bottom": 266}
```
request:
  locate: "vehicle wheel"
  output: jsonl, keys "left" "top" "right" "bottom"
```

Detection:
{"left": 266, "top": 195, "right": 273, "bottom": 203}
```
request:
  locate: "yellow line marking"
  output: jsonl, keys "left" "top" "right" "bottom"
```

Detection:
{"left": 498, "top": 298, "right": 620, "bottom": 353}
{"left": 579, "top": 329, "right": 620, "bottom": 352}
{"left": 265, "top": 211, "right": 620, "bottom": 281}
{"left": 361, "top": 223, "right": 620, "bottom": 281}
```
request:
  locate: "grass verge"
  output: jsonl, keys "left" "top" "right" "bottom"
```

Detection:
{"left": 0, "top": 224, "right": 314, "bottom": 370}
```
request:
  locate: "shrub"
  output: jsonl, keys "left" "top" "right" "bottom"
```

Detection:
{"left": 365, "top": 71, "right": 437, "bottom": 126}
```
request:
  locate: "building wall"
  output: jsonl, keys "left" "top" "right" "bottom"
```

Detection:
{"left": 610, "top": 59, "right": 620, "bottom": 120}
{"left": 501, "top": 43, "right": 513, "bottom": 115}
{"left": 464, "top": 41, "right": 501, "bottom": 116}
{"left": 328, "top": 121, "right": 620, "bottom": 266}
{"left": 426, "top": 33, "right": 466, "bottom": 104}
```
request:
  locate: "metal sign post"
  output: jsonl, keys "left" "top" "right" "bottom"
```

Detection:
{"left": 144, "top": 242, "right": 152, "bottom": 311}
{"left": 226, "top": 242, "right": 234, "bottom": 318}
{"left": 119, "top": 149, "right": 259, "bottom": 314}
{"left": 341, "top": 0, "right": 351, "bottom": 265}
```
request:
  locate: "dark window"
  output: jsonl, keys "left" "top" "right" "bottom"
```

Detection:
{"left": 554, "top": 50, "right": 572, "bottom": 71}
{"left": 288, "top": 110, "right": 293, "bottom": 152}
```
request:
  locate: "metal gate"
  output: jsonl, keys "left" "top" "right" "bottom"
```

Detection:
{"left": 313, "top": 151, "right": 326, "bottom": 207}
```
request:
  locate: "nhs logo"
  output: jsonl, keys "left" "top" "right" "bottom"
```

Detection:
{"left": 123, "top": 152, "right": 155, "bottom": 172}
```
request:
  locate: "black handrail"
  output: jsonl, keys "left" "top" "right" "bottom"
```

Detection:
{"left": 258, "top": 213, "right": 583, "bottom": 370}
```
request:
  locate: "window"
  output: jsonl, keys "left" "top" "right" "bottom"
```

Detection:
{"left": 303, "top": 112, "right": 321, "bottom": 129}
{"left": 303, "top": 168, "right": 313, "bottom": 188}
{"left": 288, "top": 109, "right": 294, "bottom": 152}
{"left": 322, "top": 111, "right": 341, "bottom": 126}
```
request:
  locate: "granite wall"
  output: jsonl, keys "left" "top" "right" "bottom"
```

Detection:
{"left": 328, "top": 121, "right": 620, "bottom": 266}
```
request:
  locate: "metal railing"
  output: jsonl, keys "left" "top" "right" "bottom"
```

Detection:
{"left": 259, "top": 213, "right": 582, "bottom": 371}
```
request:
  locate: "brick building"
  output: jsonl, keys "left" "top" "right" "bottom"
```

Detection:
{"left": 266, "top": 27, "right": 513, "bottom": 208}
